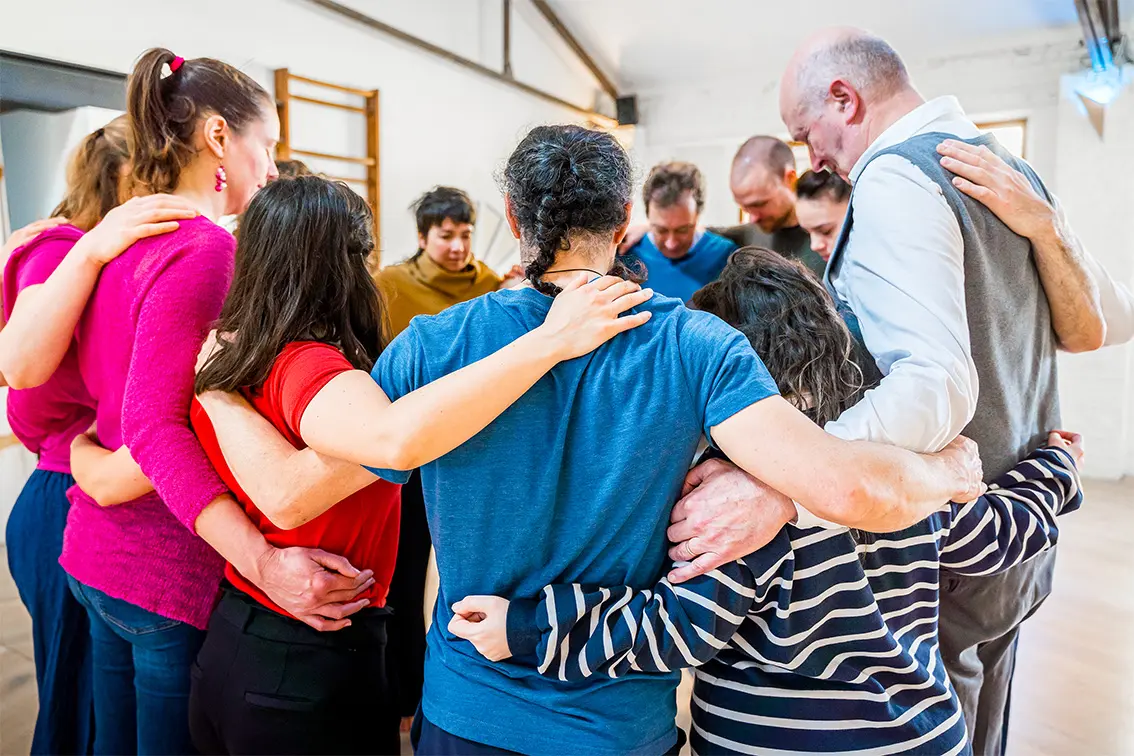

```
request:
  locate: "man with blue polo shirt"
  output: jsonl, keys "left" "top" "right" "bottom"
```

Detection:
{"left": 622, "top": 161, "right": 738, "bottom": 301}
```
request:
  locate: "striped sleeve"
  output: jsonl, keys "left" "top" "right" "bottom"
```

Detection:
{"left": 939, "top": 446, "right": 1082, "bottom": 576}
{"left": 507, "top": 537, "right": 791, "bottom": 682}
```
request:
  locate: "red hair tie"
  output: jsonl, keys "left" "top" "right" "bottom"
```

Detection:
{"left": 169, "top": 56, "right": 184, "bottom": 72}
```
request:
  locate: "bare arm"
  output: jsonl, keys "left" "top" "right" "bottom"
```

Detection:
{"left": 0, "top": 197, "right": 197, "bottom": 389}
{"left": 69, "top": 432, "right": 154, "bottom": 506}
{"left": 714, "top": 396, "right": 982, "bottom": 531}
{"left": 937, "top": 140, "right": 1106, "bottom": 352}
{"left": 665, "top": 396, "right": 982, "bottom": 583}
{"left": 195, "top": 390, "right": 376, "bottom": 530}
{"left": 196, "top": 275, "right": 653, "bottom": 528}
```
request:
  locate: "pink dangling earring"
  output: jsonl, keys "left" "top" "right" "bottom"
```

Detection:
{"left": 214, "top": 165, "right": 227, "bottom": 193}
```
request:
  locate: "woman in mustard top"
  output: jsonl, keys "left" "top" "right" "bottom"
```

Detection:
{"left": 373, "top": 186, "right": 522, "bottom": 734}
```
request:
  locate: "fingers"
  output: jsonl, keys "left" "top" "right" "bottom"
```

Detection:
{"left": 607, "top": 287, "right": 653, "bottom": 315}
{"left": 669, "top": 495, "right": 690, "bottom": 524}
{"left": 667, "top": 536, "right": 706, "bottom": 563}
{"left": 679, "top": 457, "right": 733, "bottom": 499}
{"left": 448, "top": 614, "right": 474, "bottom": 639}
{"left": 319, "top": 577, "right": 376, "bottom": 603}
{"left": 666, "top": 517, "right": 700, "bottom": 545}
{"left": 307, "top": 549, "right": 363, "bottom": 578}
{"left": 312, "top": 598, "right": 369, "bottom": 620}
{"left": 667, "top": 551, "right": 724, "bottom": 584}
{"left": 311, "top": 569, "right": 374, "bottom": 603}
{"left": 949, "top": 176, "right": 996, "bottom": 203}
{"left": 452, "top": 596, "right": 491, "bottom": 616}
{"left": 588, "top": 275, "right": 636, "bottom": 292}
{"left": 133, "top": 221, "right": 183, "bottom": 239}
{"left": 136, "top": 206, "right": 199, "bottom": 223}
{"left": 295, "top": 612, "right": 351, "bottom": 632}
{"left": 936, "top": 140, "right": 988, "bottom": 166}
{"left": 611, "top": 310, "right": 651, "bottom": 333}
{"left": 557, "top": 271, "right": 592, "bottom": 292}
{"left": 939, "top": 154, "right": 997, "bottom": 186}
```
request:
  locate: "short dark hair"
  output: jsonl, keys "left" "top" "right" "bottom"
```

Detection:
{"left": 411, "top": 186, "right": 477, "bottom": 240}
{"left": 642, "top": 161, "right": 705, "bottom": 213}
{"left": 691, "top": 247, "right": 862, "bottom": 426}
{"left": 795, "top": 170, "right": 851, "bottom": 204}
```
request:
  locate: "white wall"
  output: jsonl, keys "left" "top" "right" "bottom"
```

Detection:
{"left": 631, "top": 26, "right": 1085, "bottom": 227}
{"left": 0, "top": 0, "right": 609, "bottom": 270}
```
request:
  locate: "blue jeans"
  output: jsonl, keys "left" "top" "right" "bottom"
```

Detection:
{"left": 67, "top": 576, "right": 205, "bottom": 755}
{"left": 5, "top": 468, "right": 94, "bottom": 754}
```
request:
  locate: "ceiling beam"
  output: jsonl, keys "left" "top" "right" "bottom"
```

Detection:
{"left": 300, "top": 0, "right": 615, "bottom": 127}
{"left": 529, "top": 0, "right": 619, "bottom": 100}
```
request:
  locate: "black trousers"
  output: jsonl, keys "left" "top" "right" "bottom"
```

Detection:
{"left": 188, "top": 584, "right": 399, "bottom": 756}
{"left": 385, "top": 469, "right": 431, "bottom": 720}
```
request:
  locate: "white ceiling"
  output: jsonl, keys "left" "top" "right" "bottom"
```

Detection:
{"left": 548, "top": 0, "right": 1131, "bottom": 91}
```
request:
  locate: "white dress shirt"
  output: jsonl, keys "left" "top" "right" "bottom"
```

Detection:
{"left": 825, "top": 96, "right": 981, "bottom": 451}
{"left": 795, "top": 97, "right": 982, "bottom": 528}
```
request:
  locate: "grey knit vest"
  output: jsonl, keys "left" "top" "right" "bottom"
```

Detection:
{"left": 826, "top": 132, "right": 1060, "bottom": 479}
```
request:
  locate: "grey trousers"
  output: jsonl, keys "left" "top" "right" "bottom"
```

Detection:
{"left": 938, "top": 548, "right": 1057, "bottom": 756}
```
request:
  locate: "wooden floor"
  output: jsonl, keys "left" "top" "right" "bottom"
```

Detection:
{"left": 1, "top": 477, "right": 1132, "bottom": 755}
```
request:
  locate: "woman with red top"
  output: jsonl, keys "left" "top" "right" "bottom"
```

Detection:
{"left": 0, "top": 116, "right": 199, "bottom": 755}
{"left": 180, "top": 174, "right": 651, "bottom": 754}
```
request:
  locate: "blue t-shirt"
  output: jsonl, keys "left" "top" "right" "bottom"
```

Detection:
{"left": 369, "top": 287, "right": 777, "bottom": 755}
{"left": 626, "top": 229, "right": 737, "bottom": 301}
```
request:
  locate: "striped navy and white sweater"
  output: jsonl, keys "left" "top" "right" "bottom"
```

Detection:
{"left": 505, "top": 446, "right": 1081, "bottom": 755}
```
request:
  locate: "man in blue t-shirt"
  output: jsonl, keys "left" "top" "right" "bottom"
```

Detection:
{"left": 368, "top": 287, "right": 778, "bottom": 755}
{"left": 622, "top": 161, "right": 738, "bottom": 302}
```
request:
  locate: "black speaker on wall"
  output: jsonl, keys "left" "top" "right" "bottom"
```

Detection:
{"left": 616, "top": 95, "right": 638, "bottom": 126}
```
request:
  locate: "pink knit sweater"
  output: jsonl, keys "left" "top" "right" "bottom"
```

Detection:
{"left": 60, "top": 217, "right": 234, "bottom": 629}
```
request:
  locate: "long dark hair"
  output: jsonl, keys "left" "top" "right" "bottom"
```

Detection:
{"left": 52, "top": 115, "right": 132, "bottom": 231}
{"left": 128, "top": 47, "right": 270, "bottom": 194}
{"left": 692, "top": 247, "right": 862, "bottom": 425}
{"left": 195, "top": 176, "right": 388, "bottom": 394}
{"left": 500, "top": 125, "right": 634, "bottom": 296}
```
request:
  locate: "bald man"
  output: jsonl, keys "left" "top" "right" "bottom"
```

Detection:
{"left": 714, "top": 136, "right": 827, "bottom": 278}
{"left": 666, "top": 27, "right": 1132, "bottom": 756}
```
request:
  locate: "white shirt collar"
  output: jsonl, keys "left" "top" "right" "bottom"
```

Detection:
{"left": 849, "top": 96, "right": 976, "bottom": 182}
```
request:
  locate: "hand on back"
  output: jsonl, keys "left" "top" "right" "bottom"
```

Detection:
{"left": 79, "top": 194, "right": 198, "bottom": 266}
{"left": 254, "top": 546, "right": 375, "bottom": 632}
{"left": 937, "top": 140, "right": 1054, "bottom": 241}
{"left": 448, "top": 595, "right": 512, "bottom": 662}
{"left": 539, "top": 273, "right": 653, "bottom": 361}
{"left": 665, "top": 458, "right": 796, "bottom": 584}
{"left": 2, "top": 216, "right": 69, "bottom": 259}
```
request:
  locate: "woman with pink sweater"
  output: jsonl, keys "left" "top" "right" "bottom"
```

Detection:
{"left": 52, "top": 50, "right": 354, "bottom": 755}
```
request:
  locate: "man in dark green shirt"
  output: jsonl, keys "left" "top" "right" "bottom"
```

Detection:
{"left": 712, "top": 136, "right": 827, "bottom": 279}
